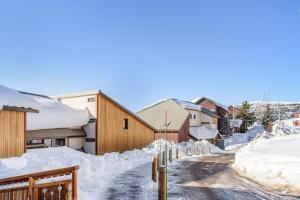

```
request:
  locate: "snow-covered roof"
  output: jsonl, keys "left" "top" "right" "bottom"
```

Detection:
{"left": 0, "top": 85, "right": 41, "bottom": 112}
{"left": 25, "top": 93, "right": 90, "bottom": 130}
{"left": 189, "top": 126, "right": 219, "bottom": 140}
{"left": 173, "top": 99, "right": 203, "bottom": 111}
{"left": 230, "top": 119, "right": 243, "bottom": 128}
{"left": 192, "top": 96, "right": 228, "bottom": 111}
{"left": 52, "top": 90, "right": 100, "bottom": 99}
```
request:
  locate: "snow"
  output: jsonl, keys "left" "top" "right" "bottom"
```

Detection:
{"left": 173, "top": 99, "right": 203, "bottom": 111}
{"left": 234, "top": 123, "right": 300, "bottom": 195}
{"left": 189, "top": 126, "right": 219, "bottom": 140}
{"left": 229, "top": 119, "right": 243, "bottom": 128}
{"left": 0, "top": 85, "right": 41, "bottom": 111}
{"left": 0, "top": 139, "right": 224, "bottom": 199}
{"left": 0, "top": 147, "right": 152, "bottom": 199}
{"left": 26, "top": 94, "right": 90, "bottom": 130}
{"left": 224, "top": 125, "right": 264, "bottom": 151}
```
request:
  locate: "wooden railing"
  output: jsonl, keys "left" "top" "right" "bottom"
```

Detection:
{"left": 0, "top": 166, "right": 79, "bottom": 200}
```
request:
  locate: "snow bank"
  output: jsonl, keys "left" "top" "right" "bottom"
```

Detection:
{"left": 0, "top": 147, "right": 152, "bottom": 199}
{"left": 26, "top": 94, "right": 90, "bottom": 130}
{"left": 234, "top": 125, "right": 300, "bottom": 195}
{"left": 144, "top": 139, "right": 225, "bottom": 158}
{"left": 189, "top": 126, "right": 219, "bottom": 140}
{"left": 224, "top": 125, "right": 264, "bottom": 151}
{"left": 0, "top": 85, "right": 40, "bottom": 111}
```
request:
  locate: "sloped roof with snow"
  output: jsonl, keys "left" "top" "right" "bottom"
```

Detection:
{"left": 25, "top": 93, "right": 90, "bottom": 130}
{"left": 173, "top": 99, "right": 220, "bottom": 118}
{"left": 0, "top": 85, "right": 41, "bottom": 112}
{"left": 189, "top": 126, "right": 219, "bottom": 140}
{"left": 192, "top": 96, "right": 228, "bottom": 111}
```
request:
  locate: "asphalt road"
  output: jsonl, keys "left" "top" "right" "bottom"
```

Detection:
{"left": 167, "top": 154, "right": 300, "bottom": 200}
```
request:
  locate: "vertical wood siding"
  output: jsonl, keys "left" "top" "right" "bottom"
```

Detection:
{"left": 0, "top": 110, "right": 25, "bottom": 158}
{"left": 97, "top": 94, "right": 154, "bottom": 155}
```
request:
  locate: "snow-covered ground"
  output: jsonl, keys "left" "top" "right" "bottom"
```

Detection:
{"left": 0, "top": 139, "right": 224, "bottom": 200}
{"left": 0, "top": 147, "right": 152, "bottom": 199}
{"left": 224, "top": 124, "right": 264, "bottom": 151}
{"left": 234, "top": 122, "right": 300, "bottom": 195}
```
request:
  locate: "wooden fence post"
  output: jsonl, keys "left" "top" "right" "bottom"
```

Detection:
{"left": 28, "top": 177, "right": 34, "bottom": 200}
{"left": 169, "top": 149, "right": 172, "bottom": 163}
{"left": 176, "top": 148, "right": 179, "bottom": 159}
{"left": 72, "top": 169, "right": 78, "bottom": 200}
{"left": 152, "top": 157, "right": 158, "bottom": 182}
{"left": 158, "top": 167, "right": 167, "bottom": 200}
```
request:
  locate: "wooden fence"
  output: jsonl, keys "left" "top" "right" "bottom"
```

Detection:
{"left": 0, "top": 166, "right": 79, "bottom": 200}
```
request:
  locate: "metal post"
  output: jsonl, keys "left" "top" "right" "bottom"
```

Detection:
{"left": 169, "top": 149, "right": 172, "bottom": 163}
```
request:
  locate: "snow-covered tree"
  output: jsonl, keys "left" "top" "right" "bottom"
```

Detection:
{"left": 262, "top": 104, "right": 273, "bottom": 128}
{"left": 240, "top": 101, "right": 256, "bottom": 132}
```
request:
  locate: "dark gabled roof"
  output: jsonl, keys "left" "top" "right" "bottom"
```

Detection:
{"left": 27, "top": 128, "right": 86, "bottom": 140}
{"left": 201, "top": 107, "right": 220, "bottom": 118}
{"left": 192, "top": 97, "right": 228, "bottom": 111}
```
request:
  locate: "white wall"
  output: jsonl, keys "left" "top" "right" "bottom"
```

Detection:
{"left": 67, "top": 137, "right": 84, "bottom": 150}
{"left": 187, "top": 109, "right": 218, "bottom": 130}
{"left": 188, "top": 110, "right": 202, "bottom": 126}
{"left": 58, "top": 95, "right": 97, "bottom": 119}
{"left": 83, "top": 122, "right": 96, "bottom": 154}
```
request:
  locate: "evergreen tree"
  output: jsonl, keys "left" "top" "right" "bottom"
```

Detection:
{"left": 262, "top": 104, "right": 273, "bottom": 128}
{"left": 240, "top": 101, "right": 256, "bottom": 132}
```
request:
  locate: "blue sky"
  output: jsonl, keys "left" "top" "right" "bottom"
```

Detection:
{"left": 0, "top": 1, "right": 299, "bottom": 111}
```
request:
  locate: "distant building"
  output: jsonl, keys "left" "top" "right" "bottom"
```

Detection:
{"left": 192, "top": 97, "right": 229, "bottom": 135}
{"left": 137, "top": 99, "right": 220, "bottom": 143}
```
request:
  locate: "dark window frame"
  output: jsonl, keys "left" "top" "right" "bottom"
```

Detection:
{"left": 123, "top": 118, "right": 129, "bottom": 129}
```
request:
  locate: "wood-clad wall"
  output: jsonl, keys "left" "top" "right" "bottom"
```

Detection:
{"left": 0, "top": 110, "right": 25, "bottom": 158}
{"left": 97, "top": 94, "right": 155, "bottom": 155}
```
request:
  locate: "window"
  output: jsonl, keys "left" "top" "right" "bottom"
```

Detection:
{"left": 193, "top": 115, "right": 196, "bottom": 119}
{"left": 123, "top": 118, "right": 129, "bottom": 129}
{"left": 189, "top": 114, "right": 192, "bottom": 119}
{"left": 201, "top": 122, "right": 210, "bottom": 125}
{"left": 88, "top": 97, "right": 96, "bottom": 102}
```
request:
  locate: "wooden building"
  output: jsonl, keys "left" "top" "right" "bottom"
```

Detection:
{"left": 54, "top": 91, "right": 156, "bottom": 155}
{"left": 0, "top": 85, "right": 40, "bottom": 158}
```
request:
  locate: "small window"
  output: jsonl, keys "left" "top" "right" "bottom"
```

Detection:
{"left": 123, "top": 118, "right": 129, "bottom": 129}
{"left": 88, "top": 97, "right": 96, "bottom": 102}
{"left": 189, "top": 114, "right": 192, "bottom": 119}
{"left": 194, "top": 115, "right": 196, "bottom": 119}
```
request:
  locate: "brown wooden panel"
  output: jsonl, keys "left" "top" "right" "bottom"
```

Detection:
{"left": 0, "top": 110, "right": 25, "bottom": 158}
{"left": 97, "top": 94, "right": 155, "bottom": 155}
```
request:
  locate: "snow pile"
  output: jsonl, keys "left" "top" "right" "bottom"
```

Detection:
{"left": 0, "top": 147, "right": 152, "bottom": 199}
{"left": 144, "top": 139, "right": 225, "bottom": 157}
{"left": 224, "top": 125, "right": 264, "bottom": 151}
{"left": 234, "top": 126, "right": 300, "bottom": 195}
{"left": 26, "top": 94, "right": 90, "bottom": 130}
{"left": 0, "top": 85, "right": 40, "bottom": 111}
{"left": 189, "top": 126, "right": 219, "bottom": 140}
